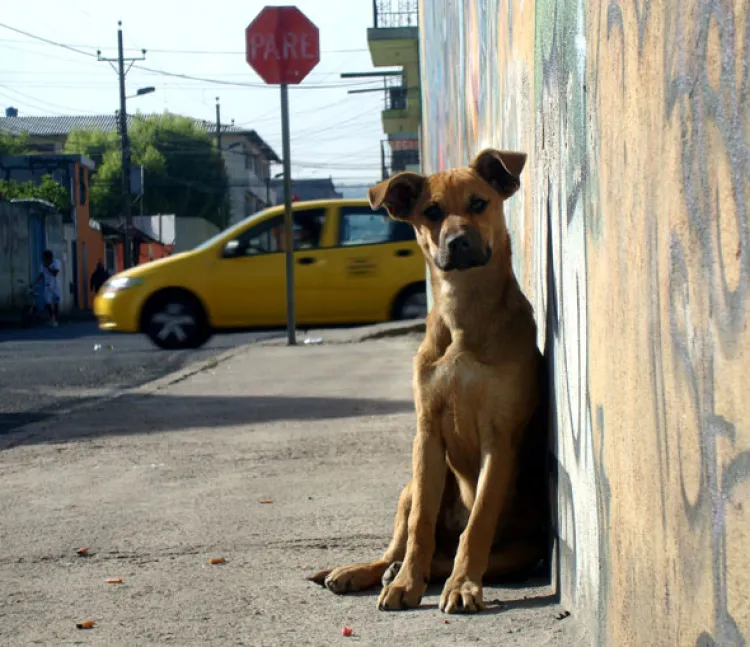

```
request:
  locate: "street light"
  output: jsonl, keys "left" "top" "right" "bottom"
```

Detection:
{"left": 98, "top": 22, "right": 153, "bottom": 270}
{"left": 126, "top": 86, "right": 155, "bottom": 99}
{"left": 117, "top": 85, "right": 156, "bottom": 269}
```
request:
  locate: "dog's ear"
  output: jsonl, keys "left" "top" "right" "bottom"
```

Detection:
{"left": 470, "top": 148, "right": 527, "bottom": 198}
{"left": 368, "top": 172, "right": 426, "bottom": 220}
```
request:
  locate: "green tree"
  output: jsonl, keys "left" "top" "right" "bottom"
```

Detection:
{"left": 0, "top": 174, "right": 70, "bottom": 212}
{"left": 0, "top": 131, "right": 30, "bottom": 156}
{"left": 64, "top": 113, "right": 230, "bottom": 228}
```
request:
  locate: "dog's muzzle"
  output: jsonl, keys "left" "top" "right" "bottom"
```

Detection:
{"left": 435, "top": 230, "right": 492, "bottom": 271}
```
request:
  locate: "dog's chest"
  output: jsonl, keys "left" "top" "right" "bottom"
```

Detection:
{"left": 426, "top": 350, "right": 495, "bottom": 415}
{"left": 420, "top": 347, "right": 521, "bottom": 439}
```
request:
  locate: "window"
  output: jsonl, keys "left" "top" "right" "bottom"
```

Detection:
{"left": 223, "top": 209, "right": 326, "bottom": 258}
{"left": 339, "top": 207, "right": 415, "bottom": 247}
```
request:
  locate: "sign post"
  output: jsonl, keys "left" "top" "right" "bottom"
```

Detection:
{"left": 246, "top": 6, "right": 320, "bottom": 346}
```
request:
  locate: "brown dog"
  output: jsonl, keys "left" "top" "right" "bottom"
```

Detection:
{"left": 309, "top": 149, "right": 549, "bottom": 614}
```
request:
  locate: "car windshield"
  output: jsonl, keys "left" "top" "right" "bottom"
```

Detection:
{"left": 192, "top": 207, "right": 277, "bottom": 252}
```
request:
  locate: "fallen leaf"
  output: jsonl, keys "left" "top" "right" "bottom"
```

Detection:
{"left": 76, "top": 547, "right": 90, "bottom": 556}
{"left": 342, "top": 626, "right": 353, "bottom": 637}
{"left": 258, "top": 498, "right": 274, "bottom": 504}
{"left": 209, "top": 557, "right": 226, "bottom": 565}
{"left": 441, "top": 619, "right": 450, "bottom": 624}
{"left": 105, "top": 578, "right": 123, "bottom": 584}
{"left": 76, "top": 620, "right": 96, "bottom": 630}
{"left": 556, "top": 610, "right": 571, "bottom": 621}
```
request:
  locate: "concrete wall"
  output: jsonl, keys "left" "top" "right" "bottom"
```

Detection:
{"left": 173, "top": 217, "right": 220, "bottom": 254}
{"left": 0, "top": 201, "right": 66, "bottom": 313}
{"left": 419, "top": 1, "right": 749, "bottom": 645}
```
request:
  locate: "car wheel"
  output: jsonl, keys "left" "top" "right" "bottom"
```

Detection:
{"left": 144, "top": 292, "right": 211, "bottom": 350}
{"left": 392, "top": 284, "right": 428, "bottom": 320}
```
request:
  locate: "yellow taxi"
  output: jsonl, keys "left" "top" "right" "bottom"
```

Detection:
{"left": 94, "top": 199, "right": 426, "bottom": 349}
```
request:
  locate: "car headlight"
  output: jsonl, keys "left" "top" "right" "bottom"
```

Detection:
{"left": 102, "top": 276, "right": 143, "bottom": 297}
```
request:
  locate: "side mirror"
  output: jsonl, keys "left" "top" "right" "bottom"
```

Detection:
{"left": 222, "top": 239, "right": 244, "bottom": 258}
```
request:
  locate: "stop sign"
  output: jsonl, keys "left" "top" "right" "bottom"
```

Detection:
{"left": 245, "top": 6, "right": 320, "bottom": 85}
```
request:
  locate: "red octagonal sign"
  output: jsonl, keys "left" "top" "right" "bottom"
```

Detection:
{"left": 245, "top": 6, "right": 320, "bottom": 85}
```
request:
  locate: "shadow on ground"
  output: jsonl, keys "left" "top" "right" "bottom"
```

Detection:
{"left": 1, "top": 393, "right": 414, "bottom": 448}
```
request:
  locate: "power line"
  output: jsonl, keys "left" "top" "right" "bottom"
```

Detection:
{"left": 0, "top": 84, "right": 90, "bottom": 115}
{"left": 0, "top": 37, "right": 374, "bottom": 55}
{"left": 0, "top": 22, "right": 384, "bottom": 91}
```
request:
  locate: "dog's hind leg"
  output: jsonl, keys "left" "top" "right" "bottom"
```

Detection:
{"left": 481, "top": 540, "right": 548, "bottom": 583}
{"left": 308, "top": 480, "right": 412, "bottom": 594}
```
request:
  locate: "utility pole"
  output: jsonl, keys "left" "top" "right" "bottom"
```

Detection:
{"left": 98, "top": 22, "right": 146, "bottom": 270}
{"left": 215, "top": 97, "right": 227, "bottom": 228}
{"left": 215, "top": 97, "right": 222, "bottom": 152}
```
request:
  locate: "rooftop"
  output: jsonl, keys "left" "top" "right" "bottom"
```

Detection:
{"left": 0, "top": 113, "right": 280, "bottom": 162}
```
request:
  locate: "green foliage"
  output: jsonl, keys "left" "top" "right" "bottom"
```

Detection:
{"left": 63, "top": 113, "right": 230, "bottom": 228}
{"left": 0, "top": 131, "right": 30, "bottom": 156}
{"left": 0, "top": 174, "right": 70, "bottom": 212}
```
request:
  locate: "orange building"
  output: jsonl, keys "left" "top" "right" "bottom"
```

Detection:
{"left": 71, "top": 160, "right": 105, "bottom": 310}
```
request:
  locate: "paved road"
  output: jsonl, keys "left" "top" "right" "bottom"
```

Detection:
{"left": 0, "top": 322, "right": 282, "bottom": 435}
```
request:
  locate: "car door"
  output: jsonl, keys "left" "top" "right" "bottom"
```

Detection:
{"left": 209, "top": 208, "right": 328, "bottom": 328}
{"left": 323, "top": 205, "right": 421, "bottom": 322}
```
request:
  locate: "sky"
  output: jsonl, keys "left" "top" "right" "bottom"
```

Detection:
{"left": 0, "top": 0, "right": 392, "bottom": 186}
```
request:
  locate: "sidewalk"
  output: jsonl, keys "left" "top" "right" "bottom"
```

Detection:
{"left": 0, "top": 334, "right": 586, "bottom": 646}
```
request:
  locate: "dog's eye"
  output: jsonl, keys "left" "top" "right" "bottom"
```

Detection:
{"left": 468, "top": 197, "right": 488, "bottom": 214}
{"left": 424, "top": 204, "right": 444, "bottom": 222}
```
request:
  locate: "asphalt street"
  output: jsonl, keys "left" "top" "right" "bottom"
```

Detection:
{"left": 0, "top": 321, "right": 282, "bottom": 435}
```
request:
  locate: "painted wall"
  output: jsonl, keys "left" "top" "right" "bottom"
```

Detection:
{"left": 72, "top": 163, "right": 105, "bottom": 310}
{"left": 419, "top": 1, "right": 749, "bottom": 645}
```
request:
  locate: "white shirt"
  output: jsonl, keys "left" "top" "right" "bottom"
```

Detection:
{"left": 40, "top": 260, "right": 61, "bottom": 298}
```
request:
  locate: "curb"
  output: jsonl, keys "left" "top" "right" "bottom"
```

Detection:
{"left": 258, "top": 319, "right": 426, "bottom": 347}
{"left": 0, "top": 343, "right": 249, "bottom": 451}
{"left": 356, "top": 319, "right": 425, "bottom": 342}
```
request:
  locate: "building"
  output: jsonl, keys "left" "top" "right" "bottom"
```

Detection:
{"left": 0, "top": 153, "right": 103, "bottom": 311}
{"left": 367, "top": 0, "right": 421, "bottom": 176}
{"left": 0, "top": 199, "right": 67, "bottom": 317}
{"left": 0, "top": 111, "right": 281, "bottom": 225}
{"left": 268, "top": 177, "right": 342, "bottom": 205}
{"left": 98, "top": 214, "right": 175, "bottom": 273}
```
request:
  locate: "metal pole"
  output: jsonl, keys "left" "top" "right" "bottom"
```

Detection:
{"left": 280, "top": 84, "right": 296, "bottom": 346}
{"left": 215, "top": 97, "right": 222, "bottom": 152}
{"left": 215, "top": 97, "right": 225, "bottom": 227}
{"left": 117, "top": 22, "right": 132, "bottom": 270}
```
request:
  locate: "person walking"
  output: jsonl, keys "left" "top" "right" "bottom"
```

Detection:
{"left": 90, "top": 260, "right": 110, "bottom": 295}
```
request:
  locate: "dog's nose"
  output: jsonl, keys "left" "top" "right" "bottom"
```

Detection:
{"left": 446, "top": 232, "right": 472, "bottom": 254}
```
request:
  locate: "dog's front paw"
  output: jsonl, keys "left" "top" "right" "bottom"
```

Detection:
{"left": 377, "top": 568, "right": 426, "bottom": 611}
{"left": 439, "top": 577, "right": 485, "bottom": 614}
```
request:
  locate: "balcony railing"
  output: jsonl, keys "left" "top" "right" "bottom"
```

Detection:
{"left": 385, "top": 83, "right": 407, "bottom": 111}
{"left": 373, "top": 0, "right": 418, "bottom": 28}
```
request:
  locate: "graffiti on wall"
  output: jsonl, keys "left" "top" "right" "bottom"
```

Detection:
{"left": 419, "top": 0, "right": 749, "bottom": 644}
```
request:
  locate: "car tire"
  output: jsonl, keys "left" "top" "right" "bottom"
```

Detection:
{"left": 392, "top": 284, "right": 428, "bottom": 321}
{"left": 143, "top": 291, "right": 211, "bottom": 350}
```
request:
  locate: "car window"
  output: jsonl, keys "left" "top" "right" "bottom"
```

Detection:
{"left": 339, "top": 207, "right": 416, "bottom": 247}
{"left": 223, "top": 208, "right": 326, "bottom": 258}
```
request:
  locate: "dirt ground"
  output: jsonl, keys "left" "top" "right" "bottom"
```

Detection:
{"left": 0, "top": 338, "right": 589, "bottom": 646}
